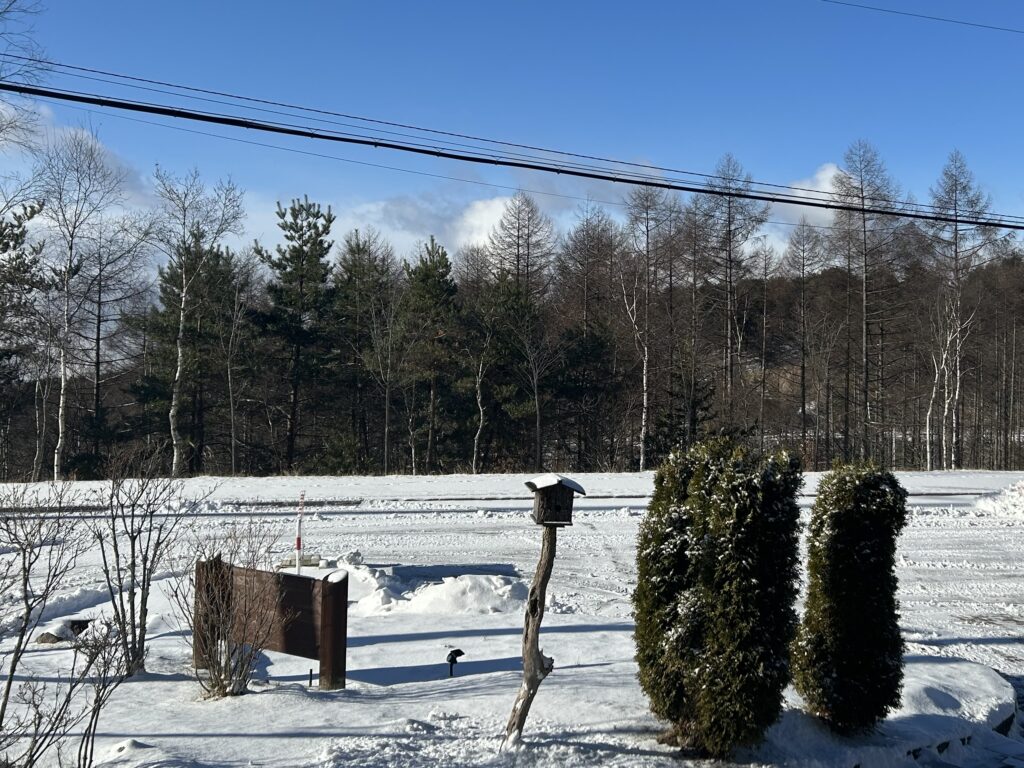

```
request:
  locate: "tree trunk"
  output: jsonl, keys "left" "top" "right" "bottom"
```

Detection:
{"left": 54, "top": 265, "right": 71, "bottom": 481}
{"left": 92, "top": 271, "right": 103, "bottom": 458}
{"left": 472, "top": 357, "right": 486, "bottom": 474}
{"left": 503, "top": 525, "right": 557, "bottom": 749}
{"left": 286, "top": 341, "right": 301, "bottom": 471}
{"left": 533, "top": 375, "right": 543, "bottom": 472}
{"left": 861, "top": 203, "right": 870, "bottom": 462}
{"left": 426, "top": 375, "right": 437, "bottom": 472}
{"left": 32, "top": 376, "right": 49, "bottom": 482}
{"left": 170, "top": 274, "right": 188, "bottom": 477}
{"left": 383, "top": 380, "right": 391, "bottom": 474}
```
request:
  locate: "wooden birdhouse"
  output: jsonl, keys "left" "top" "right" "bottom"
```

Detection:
{"left": 525, "top": 474, "right": 586, "bottom": 526}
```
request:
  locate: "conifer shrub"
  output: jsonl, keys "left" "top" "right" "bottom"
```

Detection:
{"left": 633, "top": 447, "right": 699, "bottom": 730}
{"left": 633, "top": 438, "right": 803, "bottom": 757}
{"left": 793, "top": 464, "right": 908, "bottom": 733}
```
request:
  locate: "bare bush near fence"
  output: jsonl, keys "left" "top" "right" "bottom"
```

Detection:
{"left": 170, "top": 519, "right": 284, "bottom": 697}
{"left": 74, "top": 621, "right": 129, "bottom": 768}
{"left": 0, "top": 484, "right": 127, "bottom": 767}
{"left": 89, "top": 446, "right": 190, "bottom": 675}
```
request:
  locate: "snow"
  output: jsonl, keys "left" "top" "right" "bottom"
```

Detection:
{"left": 525, "top": 473, "right": 587, "bottom": 495}
{"left": 4, "top": 470, "right": 1024, "bottom": 767}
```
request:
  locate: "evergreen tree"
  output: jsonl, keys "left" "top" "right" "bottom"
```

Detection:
{"left": 255, "top": 197, "right": 335, "bottom": 471}
{"left": 632, "top": 447, "right": 699, "bottom": 732}
{"left": 634, "top": 438, "right": 802, "bottom": 757}
{"left": 141, "top": 243, "right": 247, "bottom": 474}
{"left": 0, "top": 201, "right": 43, "bottom": 382}
{"left": 331, "top": 228, "right": 394, "bottom": 471}
{"left": 402, "top": 236, "right": 458, "bottom": 472}
{"left": 793, "top": 464, "right": 908, "bottom": 733}
{"left": 0, "top": 202, "right": 44, "bottom": 479}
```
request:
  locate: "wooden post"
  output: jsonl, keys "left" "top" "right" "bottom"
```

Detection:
{"left": 317, "top": 572, "right": 348, "bottom": 690}
{"left": 193, "top": 555, "right": 229, "bottom": 670}
{"left": 503, "top": 524, "right": 557, "bottom": 749}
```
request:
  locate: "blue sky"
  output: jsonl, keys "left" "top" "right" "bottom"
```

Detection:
{"left": 22, "top": 0, "right": 1024, "bottom": 254}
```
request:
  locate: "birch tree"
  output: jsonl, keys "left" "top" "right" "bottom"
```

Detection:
{"left": 153, "top": 168, "right": 244, "bottom": 477}
{"left": 37, "top": 129, "right": 125, "bottom": 481}
{"left": 928, "top": 150, "right": 996, "bottom": 469}
{"left": 619, "top": 187, "right": 669, "bottom": 470}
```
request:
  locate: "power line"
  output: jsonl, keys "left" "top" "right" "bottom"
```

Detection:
{"left": 820, "top": 0, "right": 1024, "bottom": 35}
{"left": 0, "top": 50, "right": 992, "bottom": 216}
{"left": 32, "top": 94, "right": 873, "bottom": 236}
{"left": 4, "top": 80, "right": 1023, "bottom": 231}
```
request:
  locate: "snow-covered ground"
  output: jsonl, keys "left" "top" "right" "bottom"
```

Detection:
{"left": 10, "top": 471, "right": 1024, "bottom": 767}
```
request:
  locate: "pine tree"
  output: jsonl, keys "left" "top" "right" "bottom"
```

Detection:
{"left": 255, "top": 196, "right": 335, "bottom": 471}
{"left": 0, "top": 202, "right": 44, "bottom": 479}
{"left": 793, "top": 464, "right": 908, "bottom": 733}
{"left": 402, "top": 236, "right": 458, "bottom": 472}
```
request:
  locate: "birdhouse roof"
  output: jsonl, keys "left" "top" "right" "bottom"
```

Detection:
{"left": 525, "top": 473, "right": 586, "bottom": 496}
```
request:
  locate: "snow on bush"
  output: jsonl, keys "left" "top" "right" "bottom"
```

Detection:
{"left": 633, "top": 438, "right": 802, "bottom": 757}
{"left": 632, "top": 447, "right": 698, "bottom": 730}
{"left": 793, "top": 464, "right": 908, "bottom": 733}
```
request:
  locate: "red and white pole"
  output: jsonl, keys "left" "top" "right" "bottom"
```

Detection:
{"left": 296, "top": 490, "right": 305, "bottom": 576}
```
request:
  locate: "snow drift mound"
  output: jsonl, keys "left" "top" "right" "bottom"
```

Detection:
{"left": 974, "top": 481, "right": 1024, "bottom": 517}
{"left": 351, "top": 569, "right": 527, "bottom": 617}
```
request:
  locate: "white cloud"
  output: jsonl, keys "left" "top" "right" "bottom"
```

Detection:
{"left": 771, "top": 162, "right": 840, "bottom": 228}
{"left": 764, "top": 162, "right": 840, "bottom": 256}
{"left": 240, "top": 192, "right": 513, "bottom": 264}
{"left": 448, "top": 196, "right": 509, "bottom": 250}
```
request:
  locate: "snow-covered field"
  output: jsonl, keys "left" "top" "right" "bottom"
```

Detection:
{"left": 10, "top": 471, "right": 1024, "bottom": 767}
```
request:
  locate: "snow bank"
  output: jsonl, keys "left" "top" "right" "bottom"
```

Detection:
{"left": 975, "top": 481, "right": 1024, "bottom": 517}
{"left": 351, "top": 568, "right": 527, "bottom": 616}
{"left": 751, "top": 657, "right": 1016, "bottom": 767}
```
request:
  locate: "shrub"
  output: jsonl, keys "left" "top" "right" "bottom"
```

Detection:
{"left": 632, "top": 447, "right": 700, "bottom": 731}
{"left": 793, "top": 464, "right": 908, "bottom": 733}
{"left": 633, "top": 438, "right": 802, "bottom": 757}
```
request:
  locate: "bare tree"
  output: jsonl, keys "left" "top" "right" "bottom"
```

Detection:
{"left": 363, "top": 249, "right": 418, "bottom": 474}
{"left": 928, "top": 150, "right": 998, "bottom": 469}
{"left": 488, "top": 192, "right": 556, "bottom": 300}
{"left": 619, "top": 187, "right": 670, "bottom": 470}
{"left": 169, "top": 519, "right": 285, "bottom": 698}
{"left": 216, "top": 250, "right": 259, "bottom": 475}
{"left": 0, "top": 0, "right": 46, "bottom": 151}
{"left": 0, "top": 482, "right": 124, "bottom": 768}
{"left": 0, "top": 483, "right": 86, "bottom": 728}
{"left": 508, "top": 303, "right": 561, "bottom": 473}
{"left": 89, "top": 446, "right": 189, "bottom": 674}
{"left": 77, "top": 213, "right": 154, "bottom": 467}
{"left": 37, "top": 128, "right": 126, "bottom": 480}
{"left": 705, "top": 155, "right": 769, "bottom": 427}
{"left": 153, "top": 167, "right": 244, "bottom": 477}
{"left": 74, "top": 621, "right": 129, "bottom": 768}
{"left": 784, "top": 218, "right": 826, "bottom": 455}
{"left": 832, "top": 141, "right": 901, "bottom": 462}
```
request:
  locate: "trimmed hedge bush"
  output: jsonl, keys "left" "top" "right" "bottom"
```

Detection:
{"left": 633, "top": 438, "right": 802, "bottom": 757}
{"left": 793, "top": 464, "right": 908, "bottom": 733}
{"left": 633, "top": 447, "right": 699, "bottom": 729}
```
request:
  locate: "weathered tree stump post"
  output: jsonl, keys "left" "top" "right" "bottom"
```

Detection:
{"left": 193, "top": 554, "right": 229, "bottom": 670}
{"left": 503, "top": 474, "right": 585, "bottom": 750}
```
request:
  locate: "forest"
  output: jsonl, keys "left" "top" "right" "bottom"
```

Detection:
{"left": 1, "top": 132, "right": 1022, "bottom": 481}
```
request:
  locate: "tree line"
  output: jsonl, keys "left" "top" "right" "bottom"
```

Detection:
{"left": 1, "top": 130, "right": 1022, "bottom": 480}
